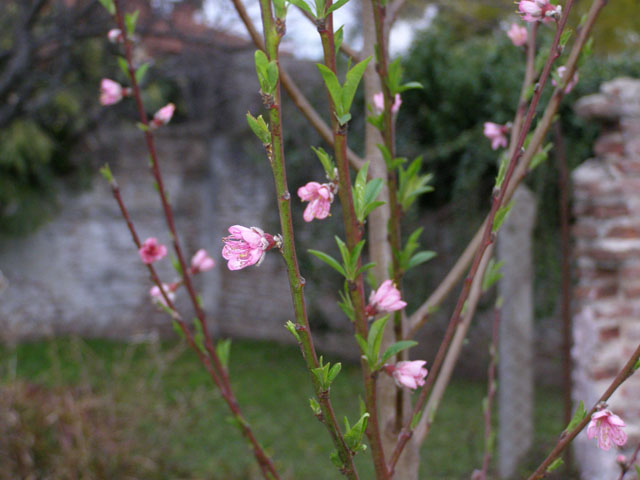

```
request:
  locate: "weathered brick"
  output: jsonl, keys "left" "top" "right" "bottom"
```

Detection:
{"left": 598, "top": 325, "right": 620, "bottom": 341}
{"left": 573, "top": 222, "right": 599, "bottom": 239}
{"left": 574, "top": 284, "right": 617, "bottom": 300}
{"left": 595, "top": 133, "right": 625, "bottom": 156}
{"left": 605, "top": 224, "right": 640, "bottom": 238}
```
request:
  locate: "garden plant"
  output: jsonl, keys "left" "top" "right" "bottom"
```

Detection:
{"left": 95, "top": 0, "right": 640, "bottom": 477}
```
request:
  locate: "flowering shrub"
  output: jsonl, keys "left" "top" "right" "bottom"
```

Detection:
{"left": 95, "top": 0, "right": 639, "bottom": 478}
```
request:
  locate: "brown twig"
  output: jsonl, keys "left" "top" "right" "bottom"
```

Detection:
{"left": 527, "top": 342, "right": 640, "bottom": 480}
{"left": 479, "top": 307, "right": 500, "bottom": 479}
{"left": 617, "top": 442, "right": 640, "bottom": 480}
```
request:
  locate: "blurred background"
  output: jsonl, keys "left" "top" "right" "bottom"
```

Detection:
{"left": 1, "top": 0, "right": 639, "bottom": 478}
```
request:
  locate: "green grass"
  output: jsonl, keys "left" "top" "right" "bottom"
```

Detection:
{"left": 0, "top": 338, "right": 572, "bottom": 479}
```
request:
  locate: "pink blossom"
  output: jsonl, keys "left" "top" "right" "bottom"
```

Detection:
{"left": 366, "top": 280, "right": 407, "bottom": 316}
{"left": 616, "top": 454, "right": 627, "bottom": 465}
{"left": 139, "top": 237, "right": 168, "bottom": 264}
{"left": 518, "top": 0, "right": 562, "bottom": 23}
{"left": 587, "top": 409, "right": 627, "bottom": 451}
{"left": 222, "top": 225, "right": 278, "bottom": 271}
{"left": 297, "top": 182, "right": 334, "bottom": 222}
{"left": 385, "top": 361, "right": 428, "bottom": 390}
{"left": 507, "top": 23, "right": 528, "bottom": 47}
{"left": 149, "top": 283, "right": 176, "bottom": 308}
{"left": 190, "top": 249, "right": 215, "bottom": 273}
{"left": 552, "top": 66, "right": 579, "bottom": 94}
{"left": 99, "top": 78, "right": 124, "bottom": 106}
{"left": 373, "top": 92, "right": 402, "bottom": 114}
{"left": 151, "top": 103, "right": 175, "bottom": 128}
{"left": 107, "top": 28, "right": 123, "bottom": 44}
{"left": 483, "top": 122, "right": 509, "bottom": 150}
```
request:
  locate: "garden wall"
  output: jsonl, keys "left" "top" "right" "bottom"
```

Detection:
{"left": 572, "top": 77, "right": 640, "bottom": 479}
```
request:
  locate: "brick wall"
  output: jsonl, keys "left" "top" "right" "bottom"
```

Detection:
{"left": 572, "top": 78, "right": 640, "bottom": 479}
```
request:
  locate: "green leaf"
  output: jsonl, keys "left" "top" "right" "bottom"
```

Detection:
{"left": 363, "top": 178, "right": 384, "bottom": 209}
{"left": 309, "top": 397, "right": 322, "bottom": 415}
{"left": 216, "top": 339, "right": 232, "bottom": 369}
{"left": 99, "top": 163, "right": 114, "bottom": 184}
{"left": 308, "top": 249, "right": 346, "bottom": 277}
{"left": 334, "top": 25, "right": 344, "bottom": 58}
{"left": 559, "top": 29, "right": 573, "bottom": 48}
{"left": 125, "top": 10, "right": 140, "bottom": 37}
{"left": 482, "top": 258, "right": 504, "bottom": 292}
{"left": 564, "top": 400, "right": 586, "bottom": 434}
{"left": 97, "top": 0, "right": 115, "bottom": 15}
{"left": 311, "top": 146, "right": 335, "bottom": 180}
{"left": 367, "top": 315, "right": 389, "bottom": 367}
{"left": 349, "top": 240, "right": 366, "bottom": 274}
{"left": 344, "top": 412, "right": 369, "bottom": 451}
{"left": 170, "top": 254, "right": 183, "bottom": 277}
{"left": 495, "top": 152, "right": 508, "bottom": 189}
{"left": 354, "top": 333, "right": 369, "bottom": 357}
{"left": 325, "top": 0, "right": 352, "bottom": 16}
{"left": 635, "top": 465, "right": 640, "bottom": 479}
{"left": 272, "top": 0, "right": 287, "bottom": 18}
{"left": 546, "top": 457, "right": 564, "bottom": 473}
{"left": 398, "top": 81, "right": 423, "bottom": 92}
{"left": 336, "top": 112, "right": 352, "bottom": 125}
{"left": 171, "top": 319, "right": 185, "bottom": 340}
{"left": 285, "top": 320, "right": 301, "bottom": 342}
{"left": 193, "top": 318, "right": 205, "bottom": 354}
{"left": 634, "top": 357, "right": 640, "bottom": 371}
{"left": 334, "top": 236, "right": 352, "bottom": 277}
{"left": 246, "top": 112, "right": 271, "bottom": 145}
{"left": 316, "top": 64, "right": 343, "bottom": 117}
{"left": 492, "top": 200, "right": 514, "bottom": 232}
{"left": 117, "top": 56, "right": 130, "bottom": 79}
{"left": 407, "top": 251, "right": 436, "bottom": 270}
{"left": 410, "top": 409, "right": 423, "bottom": 429}
{"left": 135, "top": 62, "right": 150, "bottom": 84}
{"left": 338, "top": 288, "right": 355, "bottom": 322}
{"left": 341, "top": 57, "right": 371, "bottom": 117}
{"left": 328, "top": 362, "right": 342, "bottom": 383}
{"left": 288, "top": 0, "right": 314, "bottom": 17}
{"left": 136, "top": 122, "right": 150, "bottom": 132}
{"left": 380, "top": 340, "right": 418, "bottom": 365}
{"left": 355, "top": 262, "right": 377, "bottom": 278}
{"left": 329, "top": 451, "right": 342, "bottom": 468}
{"left": 530, "top": 142, "right": 553, "bottom": 171}
{"left": 398, "top": 156, "right": 433, "bottom": 211}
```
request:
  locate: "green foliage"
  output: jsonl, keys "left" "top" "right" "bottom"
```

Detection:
{"left": 352, "top": 161, "right": 385, "bottom": 223}
{"left": 316, "top": 57, "right": 371, "bottom": 125}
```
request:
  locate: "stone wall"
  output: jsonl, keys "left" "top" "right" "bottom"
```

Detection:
{"left": 572, "top": 78, "right": 640, "bottom": 479}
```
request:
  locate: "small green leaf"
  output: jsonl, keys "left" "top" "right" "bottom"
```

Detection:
{"left": 117, "top": 56, "right": 130, "bottom": 78}
{"left": 410, "top": 409, "right": 423, "bottom": 429}
{"left": 309, "top": 397, "right": 322, "bottom": 415}
{"left": 330, "top": 450, "right": 342, "bottom": 468}
{"left": 367, "top": 315, "right": 389, "bottom": 367}
{"left": 311, "top": 146, "right": 335, "bottom": 180}
{"left": 482, "top": 258, "right": 504, "bottom": 292}
{"left": 316, "top": 64, "right": 343, "bottom": 117}
{"left": 559, "top": 29, "right": 572, "bottom": 48}
{"left": 285, "top": 320, "right": 301, "bottom": 342}
{"left": 193, "top": 318, "right": 205, "bottom": 354}
{"left": 246, "top": 112, "right": 271, "bottom": 145}
{"left": 97, "top": 0, "right": 115, "bottom": 15}
{"left": 634, "top": 357, "right": 640, "bottom": 371}
{"left": 334, "top": 25, "right": 344, "bottom": 57}
{"left": 546, "top": 457, "right": 564, "bottom": 473}
{"left": 136, "top": 122, "right": 150, "bottom": 132}
{"left": 564, "top": 401, "right": 586, "bottom": 434}
{"left": 328, "top": 362, "right": 342, "bottom": 383}
{"left": 216, "top": 339, "right": 232, "bottom": 369}
{"left": 171, "top": 319, "right": 185, "bottom": 340}
{"left": 308, "top": 249, "right": 346, "bottom": 277}
{"left": 354, "top": 333, "right": 369, "bottom": 357}
{"left": 288, "top": 0, "right": 315, "bottom": 17}
{"left": 398, "top": 81, "right": 423, "bottom": 92}
{"left": 135, "top": 62, "right": 150, "bottom": 84}
{"left": 125, "top": 10, "right": 140, "bottom": 37}
{"left": 342, "top": 57, "right": 371, "bottom": 117}
{"left": 495, "top": 152, "right": 508, "bottom": 189}
{"left": 338, "top": 288, "right": 355, "bottom": 322}
{"left": 380, "top": 340, "right": 418, "bottom": 365}
{"left": 530, "top": 142, "right": 553, "bottom": 171}
{"left": 634, "top": 465, "right": 640, "bottom": 478}
{"left": 492, "top": 200, "right": 514, "bottom": 232}
{"left": 407, "top": 251, "right": 436, "bottom": 270}
{"left": 99, "top": 163, "right": 114, "bottom": 184}
{"left": 325, "top": 0, "right": 351, "bottom": 16}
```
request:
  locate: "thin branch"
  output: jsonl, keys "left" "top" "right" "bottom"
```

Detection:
{"left": 527, "top": 342, "right": 640, "bottom": 480}
{"left": 295, "top": 5, "right": 361, "bottom": 62}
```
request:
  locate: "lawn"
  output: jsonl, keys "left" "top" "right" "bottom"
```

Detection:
{"left": 0, "top": 338, "right": 573, "bottom": 479}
